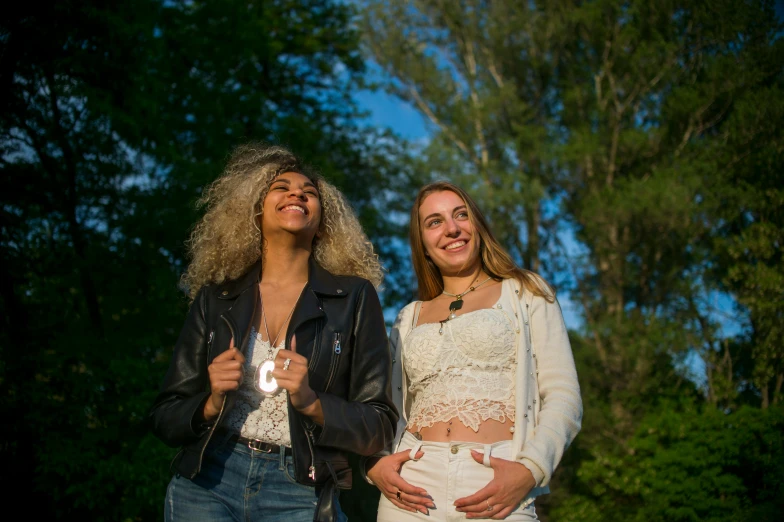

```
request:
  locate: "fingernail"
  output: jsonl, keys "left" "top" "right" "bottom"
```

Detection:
{"left": 427, "top": 502, "right": 435, "bottom": 508}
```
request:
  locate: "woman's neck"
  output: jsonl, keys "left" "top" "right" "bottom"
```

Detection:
{"left": 441, "top": 268, "right": 488, "bottom": 296}
{"left": 261, "top": 245, "right": 310, "bottom": 286}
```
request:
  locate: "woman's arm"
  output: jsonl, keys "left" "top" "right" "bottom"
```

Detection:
{"left": 516, "top": 294, "right": 583, "bottom": 486}
{"left": 359, "top": 303, "right": 412, "bottom": 483}
{"left": 308, "top": 280, "right": 399, "bottom": 456}
{"left": 149, "top": 287, "right": 213, "bottom": 447}
{"left": 365, "top": 304, "right": 433, "bottom": 514}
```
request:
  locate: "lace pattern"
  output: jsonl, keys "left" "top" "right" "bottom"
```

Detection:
{"left": 404, "top": 301, "right": 517, "bottom": 432}
{"left": 220, "top": 328, "right": 290, "bottom": 446}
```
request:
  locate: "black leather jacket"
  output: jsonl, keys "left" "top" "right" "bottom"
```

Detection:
{"left": 150, "top": 258, "right": 398, "bottom": 519}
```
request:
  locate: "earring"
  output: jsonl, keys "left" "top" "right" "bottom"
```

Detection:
{"left": 252, "top": 207, "right": 262, "bottom": 233}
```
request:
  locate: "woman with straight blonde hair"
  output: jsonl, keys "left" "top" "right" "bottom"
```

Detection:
{"left": 150, "top": 142, "right": 397, "bottom": 522}
{"left": 367, "top": 181, "right": 582, "bottom": 521}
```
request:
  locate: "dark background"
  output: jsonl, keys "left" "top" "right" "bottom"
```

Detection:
{"left": 1, "top": 1, "right": 782, "bottom": 521}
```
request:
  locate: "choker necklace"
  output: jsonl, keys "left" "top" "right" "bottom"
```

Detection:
{"left": 438, "top": 275, "right": 493, "bottom": 334}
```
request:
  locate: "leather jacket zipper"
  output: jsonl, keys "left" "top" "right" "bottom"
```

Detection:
{"left": 304, "top": 422, "right": 317, "bottom": 481}
{"left": 206, "top": 330, "right": 215, "bottom": 359}
{"left": 195, "top": 316, "right": 234, "bottom": 472}
{"left": 307, "top": 321, "right": 322, "bottom": 371}
{"left": 324, "top": 332, "right": 341, "bottom": 391}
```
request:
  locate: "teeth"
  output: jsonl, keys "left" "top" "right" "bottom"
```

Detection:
{"left": 282, "top": 205, "right": 305, "bottom": 214}
{"left": 445, "top": 241, "right": 466, "bottom": 250}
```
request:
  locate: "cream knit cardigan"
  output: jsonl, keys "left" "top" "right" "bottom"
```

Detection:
{"left": 388, "top": 278, "right": 583, "bottom": 500}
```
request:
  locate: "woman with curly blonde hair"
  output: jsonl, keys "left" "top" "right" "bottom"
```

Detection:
{"left": 150, "top": 142, "right": 398, "bottom": 522}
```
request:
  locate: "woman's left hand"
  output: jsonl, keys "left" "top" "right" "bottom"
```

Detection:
{"left": 453, "top": 449, "right": 536, "bottom": 519}
{"left": 272, "top": 335, "right": 318, "bottom": 411}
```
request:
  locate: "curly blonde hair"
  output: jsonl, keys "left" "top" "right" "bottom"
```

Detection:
{"left": 180, "top": 142, "right": 384, "bottom": 299}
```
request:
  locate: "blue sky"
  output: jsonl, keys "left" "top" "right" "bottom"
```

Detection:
{"left": 354, "top": 88, "right": 428, "bottom": 141}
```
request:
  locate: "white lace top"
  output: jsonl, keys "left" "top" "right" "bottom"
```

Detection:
{"left": 220, "top": 328, "right": 290, "bottom": 446}
{"left": 404, "top": 287, "right": 517, "bottom": 432}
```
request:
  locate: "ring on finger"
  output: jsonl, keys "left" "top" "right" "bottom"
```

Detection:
{"left": 486, "top": 499, "right": 493, "bottom": 511}
{"left": 396, "top": 490, "right": 401, "bottom": 500}
{"left": 283, "top": 358, "right": 291, "bottom": 371}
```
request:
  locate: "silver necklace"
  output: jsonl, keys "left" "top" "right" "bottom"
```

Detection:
{"left": 254, "top": 283, "right": 307, "bottom": 396}
{"left": 438, "top": 275, "right": 493, "bottom": 334}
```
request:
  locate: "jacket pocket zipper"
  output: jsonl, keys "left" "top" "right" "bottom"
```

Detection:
{"left": 324, "top": 332, "right": 341, "bottom": 391}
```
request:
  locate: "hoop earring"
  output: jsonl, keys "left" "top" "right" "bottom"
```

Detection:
{"left": 252, "top": 212, "right": 262, "bottom": 233}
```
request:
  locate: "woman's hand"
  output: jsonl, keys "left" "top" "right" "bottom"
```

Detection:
{"left": 203, "top": 338, "right": 246, "bottom": 421}
{"left": 273, "top": 335, "right": 322, "bottom": 421}
{"left": 453, "top": 450, "right": 536, "bottom": 519}
{"left": 367, "top": 450, "right": 434, "bottom": 515}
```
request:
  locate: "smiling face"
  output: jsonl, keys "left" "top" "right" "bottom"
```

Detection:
{"left": 418, "top": 190, "right": 481, "bottom": 276}
{"left": 260, "top": 171, "right": 322, "bottom": 243}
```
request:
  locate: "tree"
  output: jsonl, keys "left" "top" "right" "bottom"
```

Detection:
{"left": 0, "top": 0, "right": 410, "bottom": 519}
{"left": 361, "top": 0, "right": 784, "bottom": 519}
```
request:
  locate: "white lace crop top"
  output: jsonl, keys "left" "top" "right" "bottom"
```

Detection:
{"left": 220, "top": 328, "right": 290, "bottom": 446}
{"left": 404, "top": 285, "right": 518, "bottom": 432}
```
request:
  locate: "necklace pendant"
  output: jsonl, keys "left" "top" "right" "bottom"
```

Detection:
{"left": 254, "top": 359, "right": 280, "bottom": 396}
{"left": 449, "top": 311, "right": 457, "bottom": 320}
{"left": 449, "top": 299, "right": 464, "bottom": 311}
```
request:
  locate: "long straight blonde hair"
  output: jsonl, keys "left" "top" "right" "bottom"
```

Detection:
{"left": 409, "top": 181, "right": 554, "bottom": 302}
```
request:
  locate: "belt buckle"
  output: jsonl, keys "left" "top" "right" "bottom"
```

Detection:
{"left": 247, "top": 439, "right": 272, "bottom": 453}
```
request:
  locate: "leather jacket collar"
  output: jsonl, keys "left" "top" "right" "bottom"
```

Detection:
{"left": 216, "top": 257, "right": 348, "bottom": 360}
{"left": 217, "top": 257, "right": 348, "bottom": 300}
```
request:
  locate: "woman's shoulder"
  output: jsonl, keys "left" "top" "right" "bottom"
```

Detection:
{"left": 313, "top": 260, "right": 376, "bottom": 295}
{"left": 326, "top": 273, "right": 379, "bottom": 299}
{"left": 392, "top": 301, "right": 420, "bottom": 331}
{"left": 504, "top": 274, "right": 556, "bottom": 303}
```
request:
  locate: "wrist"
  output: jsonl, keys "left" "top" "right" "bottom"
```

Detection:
{"left": 365, "top": 456, "right": 382, "bottom": 473}
{"left": 294, "top": 389, "right": 319, "bottom": 413}
{"left": 364, "top": 456, "right": 382, "bottom": 485}
{"left": 202, "top": 394, "right": 221, "bottom": 421}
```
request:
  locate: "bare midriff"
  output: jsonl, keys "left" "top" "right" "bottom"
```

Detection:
{"left": 408, "top": 417, "right": 513, "bottom": 443}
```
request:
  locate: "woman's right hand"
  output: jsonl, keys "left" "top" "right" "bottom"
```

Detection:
{"left": 367, "top": 450, "right": 434, "bottom": 514}
{"left": 203, "top": 338, "right": 245, "bottom": 421}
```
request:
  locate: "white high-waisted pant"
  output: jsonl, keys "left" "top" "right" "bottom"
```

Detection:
{"left": 376, "top": 431, "right": 538, "bottom": 521}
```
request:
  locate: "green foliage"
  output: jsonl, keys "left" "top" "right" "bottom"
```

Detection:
{"left": 363, "top": 0, "right": 784, "bottom": 520}
{"left": 0, "top": 0, "right": 415, "bottom": 519}
{"left": 551, "top": 402, "right": 784, "bottom": 522}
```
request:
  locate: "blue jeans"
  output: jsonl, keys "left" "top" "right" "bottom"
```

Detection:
{"left": 165, "top": 432, "right": 347, "bottom": 522}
